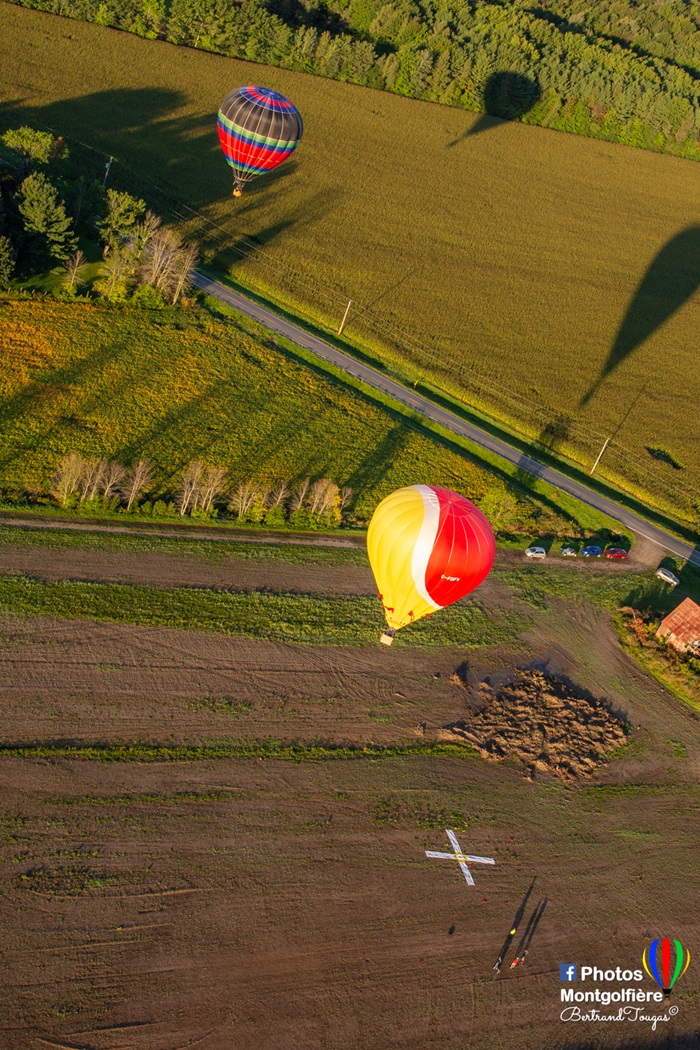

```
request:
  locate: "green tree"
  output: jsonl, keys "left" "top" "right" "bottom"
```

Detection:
{"left": 97, "top": 188, "right": 146, "bottom": 248}
{"left": 167, "top": 0, "right": 235, "bottom": 49}
{"left": 1, "top": 127, "right": 62, "bottom": 165}
{"left": 94, "top": 246, "right": 137, "bottom": 300}
{"left": 0, "top": 235, "right": 15, "bottom": 290}
{"left": 17, "top": 172, "right": 78, "bottom": 263}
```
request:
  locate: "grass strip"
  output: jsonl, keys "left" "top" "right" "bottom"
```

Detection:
{"left": 0, "top": 524, "right": 367, "bottom": 567}
{"left": 494, "top": 566, "right": 678, "bottom": 612}
{"left": 0, "top": 740, "right": 478, "bottom": 763}
{"left": 0, "top": 573, "right": 529, "bottom": 647}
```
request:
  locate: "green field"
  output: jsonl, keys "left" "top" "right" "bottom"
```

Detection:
{"left": 1, "top": 4, "right": 699, "bottom": 526}
{"left": 0, "top": 296, "right": 624, "bottom": 541}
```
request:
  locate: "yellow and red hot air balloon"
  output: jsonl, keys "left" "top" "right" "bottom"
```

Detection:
{"left": 367, "top": 485, "right": 495, "bottom": 645}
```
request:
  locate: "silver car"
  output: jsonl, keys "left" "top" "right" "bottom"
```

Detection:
{"left": 655, "top": 567, "right": 679, "bottom": 587}
{"left": 525, "top": 546, "right": 547, "bottom": 559}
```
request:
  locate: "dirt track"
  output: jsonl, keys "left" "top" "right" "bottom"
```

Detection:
{"left": 0, "top": 525, "right": 664, "bottom": 602}
{"left": 0, "top": 542, "right": 377, "bottom": 595}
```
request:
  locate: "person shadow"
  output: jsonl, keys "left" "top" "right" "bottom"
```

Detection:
{"left": 448, "top": 71, "right": 541, "bottom": 146}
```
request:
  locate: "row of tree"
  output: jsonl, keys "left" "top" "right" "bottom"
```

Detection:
{"left": 0, "top": 127, "right": 196, "bottom": 302}
{"left": 50, "top": 453, "right": 354, "bottom": 527}
{"left": 9, "top": 0, "right": 700, "bottom": 160}
{"left": 95, "top": 192, "right": 197, "bottom": 303}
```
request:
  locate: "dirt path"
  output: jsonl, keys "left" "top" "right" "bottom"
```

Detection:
{"left": 0, "top": 537, "right": 660, "bottom": 602}
{"left": 0, "top": 513, "right": 366, "bottom": 548}
{"left": 0, "top": 543, "right": 377, "bottom": 595}
{"left": 0, "top": 513, "right": 668, "bottom": 571}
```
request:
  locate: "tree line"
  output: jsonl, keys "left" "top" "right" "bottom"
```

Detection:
{"left": 50, "top": 452, "right": 354, "bottom": 528}
{"left": 8, "top": 0, "right": 700, "bottom": 161}
{"left": 34, "top": 451, "right": 584, "bottom": 538}
{"left": 0, "top": 126, "right": 197, "bottom": 302}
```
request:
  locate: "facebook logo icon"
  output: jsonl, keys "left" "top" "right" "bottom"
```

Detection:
{"left": 560, "top": 964, "right": 577, "bottom": 981}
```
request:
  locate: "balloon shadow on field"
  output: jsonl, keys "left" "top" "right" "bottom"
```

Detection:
{"left": 209, "top": 185, "right": 343, "bottom": 271}
{"left": 448, "top": 72, "right": 541, "bottom": 145}
{"left": 581, "top": 226, "right": 700, "bottom": 406}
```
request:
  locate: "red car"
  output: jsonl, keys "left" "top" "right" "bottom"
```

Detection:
{"left": 606, "top": 547, "right": 628, "bottom": 559}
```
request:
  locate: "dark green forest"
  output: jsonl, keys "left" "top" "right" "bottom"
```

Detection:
{"left": 6, "top": 0, "right": 700, "bottom": 159}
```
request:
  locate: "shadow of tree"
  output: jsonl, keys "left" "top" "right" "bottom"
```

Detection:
{"left": 0, "top": 87, "right": 232, "bottom": 213}
{"left": 582, "top": 226, "right": 700, "bottom": 405}
{"left": 344, "top": 424, "right": 410, "bottom": 496}
{"left": 0, "top": 339, "right": 133, "bottom": 474}
{"left": 265, "top": 338, "right": 585, "bottom": 530}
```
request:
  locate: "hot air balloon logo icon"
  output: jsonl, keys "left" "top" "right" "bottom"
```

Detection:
{"left": 642, "top": 938, "right": 690, "bottom": 996}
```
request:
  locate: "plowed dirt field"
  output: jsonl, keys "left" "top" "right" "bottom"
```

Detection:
{"left": 1, "top": 533, "right": 698, "bottom": 1049}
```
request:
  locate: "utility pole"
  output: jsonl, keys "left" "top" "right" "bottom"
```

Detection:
{"left": 103, "top": 156, "right": 113, "bottom": 187}
{"left": 338, "top": 299, "right": 352, "bottom": 336}
{"left": 590, "top": 436, "right": 610, "bottom": 476}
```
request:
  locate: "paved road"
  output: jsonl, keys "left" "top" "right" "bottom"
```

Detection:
{"left": 192, "top": 272, "right": 700, "bottom": 568}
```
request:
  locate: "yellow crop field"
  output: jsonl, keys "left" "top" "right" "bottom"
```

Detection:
{"left": 1, "top": 4, "right": 699, "bottom": 523}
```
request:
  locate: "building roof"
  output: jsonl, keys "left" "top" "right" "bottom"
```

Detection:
{"left": 658, "top": 598, "right": 700, "bottom": 647}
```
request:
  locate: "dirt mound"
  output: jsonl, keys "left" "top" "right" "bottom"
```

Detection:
{"left": 441, "top": 669, "right": 628, "bottom": 780}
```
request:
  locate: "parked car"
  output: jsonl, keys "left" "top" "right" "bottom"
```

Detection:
{"left": 605, "top": 547, "right": 628, "bottom": 559}
{"left": 655, "top": 567, "right": 680, "bottom": 587}
{"left": 582, "top": 545, "right": 603, "bottom": 557}
{"left": 525, "top": 546, "right": 547, "bottom": 559}
{"left": 560, "top": 546, "right": 577, "bottom": 557}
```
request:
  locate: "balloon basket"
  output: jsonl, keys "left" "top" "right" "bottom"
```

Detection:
{"left": 380, "top": 629, "right": 396, "bottom": 646}
{"left": 232, "top": 186, "right": 242, "bottom": 198}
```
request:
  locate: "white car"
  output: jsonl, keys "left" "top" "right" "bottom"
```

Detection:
{"left": 525, "top": 546, "right": 547, "bottom": 559}
{"left": 655, "top": 568, "right": 679, "bottom": 587}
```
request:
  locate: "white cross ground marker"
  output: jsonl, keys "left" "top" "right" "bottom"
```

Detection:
{"left": 425, "top": 829, "right": 495, "bottom": 886}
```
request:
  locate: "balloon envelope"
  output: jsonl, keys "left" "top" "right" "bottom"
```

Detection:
{"left": 217, "top": 86, "right": 303, "bottom": 194}
{"left": 367, "top": 485, "right": 495, "bottom": 633}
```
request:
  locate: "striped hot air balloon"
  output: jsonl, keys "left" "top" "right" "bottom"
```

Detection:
{"left": 367, "top": 485, "right": 495, "bottom": 645}
{"left": 217, "top": 86, "right": 303, "bottom": 196}
{"left": 643, "top": 938, "right": 691, "bottom": 996}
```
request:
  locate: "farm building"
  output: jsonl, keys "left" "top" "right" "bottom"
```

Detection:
{"left": 655, "top": 598, "right": 700, "bottom": 654}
